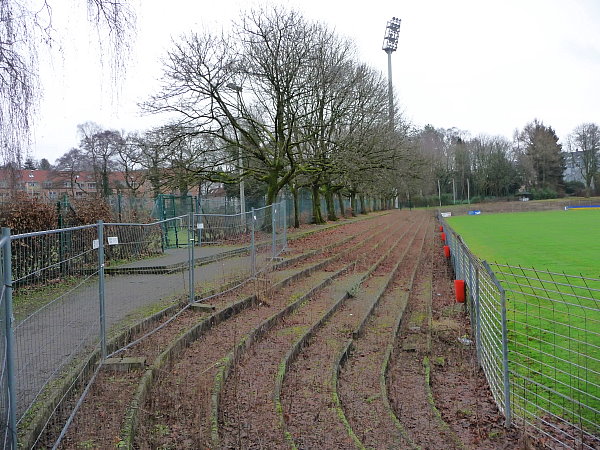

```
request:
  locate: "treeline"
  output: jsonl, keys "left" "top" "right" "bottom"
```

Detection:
{"left": 406, "top": 120, "right": 600, "bottom": 206}
{"left": 30, "top": 7, "right": 411, "bottom": 227}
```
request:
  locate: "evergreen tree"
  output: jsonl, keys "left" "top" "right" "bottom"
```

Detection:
{"left": 516, "top": 120, "right": 564, "bottom": 192}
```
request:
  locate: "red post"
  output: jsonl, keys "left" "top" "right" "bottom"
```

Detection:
{"left": 443, "top": 245, "right": 450, "bottom": 258}
{"left": 454, "top": 279, "right": 465, "bottom": 303}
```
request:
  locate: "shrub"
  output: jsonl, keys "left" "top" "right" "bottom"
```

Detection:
{"left": 531, "top": 188, "right": 558, "bottom": 200}
{"left": 67, "top": 198, "right": 112, "bottom": 225}
{"left": 0, "top": 194, "right": 56, "bottom": 234}
{"left": 564, "top": 181, "right": 586, "bottom": 196}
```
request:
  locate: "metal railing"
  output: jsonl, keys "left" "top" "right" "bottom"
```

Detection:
{"left": 0, "top": 202, "right": 287, "bottom": 448}
{"left": 441, "top": 217, "right": 600, "bottom": 449}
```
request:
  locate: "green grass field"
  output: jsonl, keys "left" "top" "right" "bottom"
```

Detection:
{"left": 447, "top": 209, "right": 600, "bottom": 278}
{"left": 447, "top": 209, "right": 600, "bottom": 434}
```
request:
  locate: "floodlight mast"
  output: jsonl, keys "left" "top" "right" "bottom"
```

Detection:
{"left": 382, "top": 17, "right": 401, "bottom": 127}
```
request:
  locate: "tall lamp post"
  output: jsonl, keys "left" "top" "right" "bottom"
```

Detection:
{"left": 382, "top": 17, "right": 401, "bottom": 128}
{"left": 226, "top": 83, "right": 245, "bottom": 218}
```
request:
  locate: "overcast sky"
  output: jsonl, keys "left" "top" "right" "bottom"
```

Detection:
{"left": 30, "top": 0, "right": 600, "bottom": 164}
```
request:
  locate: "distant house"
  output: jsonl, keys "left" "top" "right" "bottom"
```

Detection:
{"left": 564, "top": 151, "right": 584, "bottom": 184}
{"left": 563, "top": 150, "right": 599, "bottom": 186}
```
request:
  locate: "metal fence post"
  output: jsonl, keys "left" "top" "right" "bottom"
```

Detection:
{"left": 499, "top": 284, "right": 512, "bottom": 427}
{"left": 2, "top": 228, "right": 18, "bottom": 449}
{"left": 271, "top": 203, "right": 277, "bottom": 258}
{"left": 282, "top": 200, "right": 287, "bottom": 251}
{"left": 474, "top": 264, "right": 482, "bottom": 364}
{"left": 251, "top": 208, "right": 256, "bottom": 277}
{"left": 188, "top": 213, "right": 195, "bottom": 304}
{"left": 97, "top": 221, "right": 107, "bottom": 360}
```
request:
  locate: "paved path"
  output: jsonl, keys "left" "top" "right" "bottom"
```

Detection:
{"left": 118, "top": 244, "right": 244, "bottom": 269}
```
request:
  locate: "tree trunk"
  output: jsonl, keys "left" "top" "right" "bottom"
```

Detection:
{"left": 336, "top": 191, "right": 345, "bottom": 218}
{"left": 266, "top": 179, "right": 278, "bottom": 206}
{"left": 311, "top": 183, "right": 325, "bottom": 224}
{"left": 350, "top": 192, "right": 357, "bottom": 217}
{"left": 359, "top": 195, "right": 366, "bottom": 214}
{"left": 325, "top": 187, "right": 337, "bottom": 221}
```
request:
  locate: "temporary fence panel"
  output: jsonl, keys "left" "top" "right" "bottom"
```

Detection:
{"left": 251, "top": 204, "right": 275, "bottom": 276}
{"left": 102, "top": 216, "right": 192, "bottom": 340}
{"left": 193, "top": 210, "right": 254, "bottom": 292}
{"left": 273, "top": 201, "right": 287, "bottom": 257}
{"left": 11, "top": 224, "right": 102, "bottom": 445}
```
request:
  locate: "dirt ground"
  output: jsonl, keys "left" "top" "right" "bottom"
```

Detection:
{"left": 50, "top": 210, "right": 529, "bottom": 449}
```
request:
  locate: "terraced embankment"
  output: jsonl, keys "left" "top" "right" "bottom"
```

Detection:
{"left": 136, "top": 213, "right": 405, "bottom": 449}
{"left": 54, "top": 210, "right": 522, "bottom": 449}
{"left": 214, "top": 214, "right": 421, "bottom": 448}
{"left": 279, "top": 213, "right": 429, "bottom": 448}
{"left": 55, "top": 214, "right": 389, "bottom": 448}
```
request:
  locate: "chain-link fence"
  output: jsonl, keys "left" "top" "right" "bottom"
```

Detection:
{"left": 0, "top": 202, "right": 286, "bottom": 448}
{"left": 441, "top": 217, "right": 600, "bottom": 449}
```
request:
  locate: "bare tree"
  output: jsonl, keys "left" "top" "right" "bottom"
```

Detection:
{"left": 567, "top": 123, "right": 600, "bottom": 196}
{"left": 54, "top": 147, "right": 92, "bottom": 196}
{"left": 144, "top": 6, "right": 319, "bottom": 206}
{"left": 111, "top": 131, "right": 145, "bottom": 196}
{"left": 78, "top": 121, "right": 122, "bottom": 197}
{"left": 0, "top": 0, "right": 135, "bottom": 167}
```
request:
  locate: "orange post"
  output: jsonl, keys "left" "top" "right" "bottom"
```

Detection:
{"left": 454, "top": 279, "right": 465, "bottom": 303}
{"left": 439, "top": 225, "right": 443, "bottom": 232}
{"left": 443, "top": 245, "right": 450, "bottom": 258}
{"left": 440, "top": 232, "right": 446, "bottom": 242}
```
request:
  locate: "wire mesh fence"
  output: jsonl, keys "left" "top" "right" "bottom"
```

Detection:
{"left": 441, "top": 217, "right": 600, "bottom": 449}
{"left": 11, "top": 225, "right": 101, "bottom": 424}
{"left": 0, "top": 201, "right": 287, "bottom": 448}
{"left": 106, "top": 194, "right": 156, "bottom": 223}
{"left": 491, "top": 264, "right": 600, "bottom": 448}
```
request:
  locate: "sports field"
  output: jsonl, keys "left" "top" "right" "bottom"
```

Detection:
{"left": 447, "top": 209, "right": 599, "bottom": 278}
{"left": 447, "top": 209, "right": 600, "bottom": 436}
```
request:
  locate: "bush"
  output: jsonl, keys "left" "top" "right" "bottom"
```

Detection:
{"left": 0, "top": 194, "right": 56, "bottom": 234}
{"left": 531, "top": 188, "right": 558, "bottom": 200}
{"left": 564, "top": 181, "right": 586, "bottom": 196}
{"left": 411, "top": 194, "right": 454, "bottom": 208}
{"left": 67, "top": 198, "right": 112, "bottom": 225}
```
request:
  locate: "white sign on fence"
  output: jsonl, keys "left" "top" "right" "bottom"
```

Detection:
{"left": 107, "top": 236, "right": 119, "bottom": 245}
{"left": 441, "top": 212, "right": 452, "bottom": 218}
{"left": 197, "top": 223, "right": 204, "bottom": 229}
{"left": 92, "top": 239, "right": 99, "bottom": 249}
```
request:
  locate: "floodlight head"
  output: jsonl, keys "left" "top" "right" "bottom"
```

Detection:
{"left": 382, "top": 17, "right": 401, "bottom": 52}
{"left": 388, "top": 17, "right": 401, "bottom": 31}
